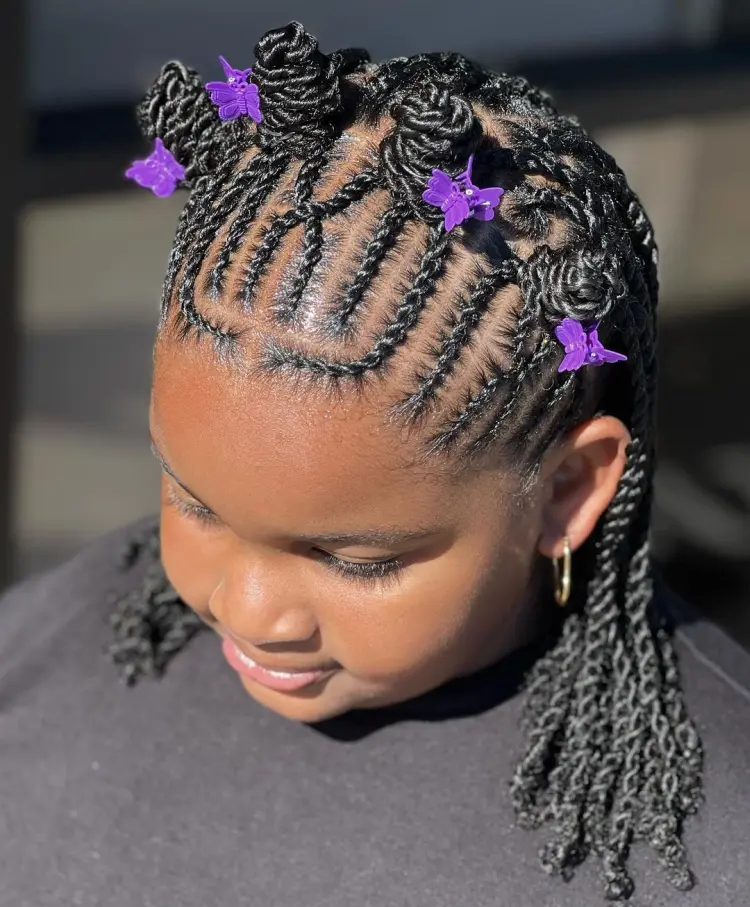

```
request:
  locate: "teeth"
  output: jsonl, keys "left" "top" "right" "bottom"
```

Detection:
{"left": 235, "top": 646, "right": 304, "bottom": 677}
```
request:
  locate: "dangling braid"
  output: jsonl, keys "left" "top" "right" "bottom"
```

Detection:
{"left": 109, "top": 21, "right": 704, "bottom": 903}
{"left": 107, "top": 520, "right": 204, "bottom": 685}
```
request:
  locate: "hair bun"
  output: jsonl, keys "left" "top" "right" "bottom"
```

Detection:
{"left": 136, "top": 61, "right": 242, "bottom": 187}
{"left": 253, "top": 22, "right": 367, "bottom": 155}
{"left": 379, "top": 83, "right": 482, "bottom": 222}
{"left": 519, "top": 241, "right": 632, "bottom": 324}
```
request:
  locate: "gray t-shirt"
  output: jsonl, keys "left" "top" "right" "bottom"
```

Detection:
{"left": 1, "top": 519, "right": 749, "bottom": 907}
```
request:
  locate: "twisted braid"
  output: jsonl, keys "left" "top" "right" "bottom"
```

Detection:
{"left": 112, "top": 24, "right": 704, "bottom": 903}
{"left": 107, "top": 522, "right": 203, "bottom": 686}
{"left": 136, "top": 61, "right": 246, "bottom": 186}
{"left": 361, "top": 52, "right": 489, "bottom": 121}
{"left": 253, "top": 22, "right": 367, "bottom": 155}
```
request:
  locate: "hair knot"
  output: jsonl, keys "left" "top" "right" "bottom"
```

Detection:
{"left": 136, "top": 61, "right": 244, "bottom": 187}
{"left": 519, "top": 241, "right": 633, "bottom": 324}
{"left": 253, "top": 22, "right": 368, "bottom": 156}
{"left": 379, "top": 83, "right": 482, "bottom": 222}
{"left": 362, "top": 53, "right": 487, "bottom": 119}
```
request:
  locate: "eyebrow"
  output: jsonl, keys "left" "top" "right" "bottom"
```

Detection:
{"left": 150, "top": 439, "right": 441, "bottom": 547}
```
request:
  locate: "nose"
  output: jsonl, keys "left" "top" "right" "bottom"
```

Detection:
{"left": 208, "top": 563, "right": 319, "bottom": 648}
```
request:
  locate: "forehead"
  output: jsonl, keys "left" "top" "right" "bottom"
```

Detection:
{"left": 150, "top": 339, "right": 507, "bottom": 533}
{"left": 152, "top": 341, "right": 488, "bottom": 523}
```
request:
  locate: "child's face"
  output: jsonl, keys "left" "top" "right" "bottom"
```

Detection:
{"left": 149, "top": 337, "right": 556, "bottom": 723}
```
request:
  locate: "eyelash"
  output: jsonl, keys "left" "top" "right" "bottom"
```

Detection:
{"left": 164, "top": 486, "right": 405, "bottom": 586}
{"left": 316, "top": 552, "right": 405, "bottom": 585}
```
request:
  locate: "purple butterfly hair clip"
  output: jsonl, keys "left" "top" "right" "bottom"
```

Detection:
{"left": 205, "top": 55, "right": 262, "bottom": 123}
{"left": 554, "top": 318, "right": 628, "bottom": 373}
{"left": 124, "top": 138, "right": 186, "bottom": 197}
{"left": 422, "top": 153, "right": 504, "bottom": 232}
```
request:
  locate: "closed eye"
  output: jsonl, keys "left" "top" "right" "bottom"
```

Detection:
{"left": 315, "top": 551, "right": 405, "bottom": 587}
{"left": 164, "top": 484, "right": 405, "bottom": 587}
{"left": 164, "top": 484, "right": 218, "bottom": 525}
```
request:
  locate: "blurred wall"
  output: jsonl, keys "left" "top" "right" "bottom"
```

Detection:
{"left": 29, "top": 0, "right": 676, "bottom": 107}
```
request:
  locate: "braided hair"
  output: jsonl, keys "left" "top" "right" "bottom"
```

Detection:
{"left": 109, "top": 21, "right": 704, "bottom": 903}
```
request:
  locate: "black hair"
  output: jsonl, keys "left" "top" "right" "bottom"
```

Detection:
{"left": 108, "top": 21, "right": 703, "bottom": 903}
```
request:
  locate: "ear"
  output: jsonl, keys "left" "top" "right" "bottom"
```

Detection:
{"left": 536, "top": 416, "right": 631, "bottom": 559}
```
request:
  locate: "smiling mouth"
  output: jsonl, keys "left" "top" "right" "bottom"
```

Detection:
{"left": 234, "top": 646, "right": 332, "bottom": 677}
{"left": 221, "top": 637, "right": 339, "bottom": 692}
{"left": 229, "top": 637, "right": 338, "bottom": 675}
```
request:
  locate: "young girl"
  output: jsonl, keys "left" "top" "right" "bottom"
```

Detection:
{"left": 2, "top": 21, "right": 749, "bottom": 907}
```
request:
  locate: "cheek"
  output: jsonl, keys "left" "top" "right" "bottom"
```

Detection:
{"left": 158, "top": 492, "right": 535, "bottom": 689}
{"left": 318, "top": 555, "right": 524, "bottom": 682}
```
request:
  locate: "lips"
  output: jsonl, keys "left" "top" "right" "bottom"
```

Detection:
{"left": 221, "top": 637, "right": 339, "bottom": 692}
{"left": 224, "top": 635, "right": 336, "bottom": 675}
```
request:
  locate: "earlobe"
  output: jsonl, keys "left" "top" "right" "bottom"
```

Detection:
{"left": 537, "top": 416, "right": 631, "bottom": 559}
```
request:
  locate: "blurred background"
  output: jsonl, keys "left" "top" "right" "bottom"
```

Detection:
{"left": 1, "top": 1, "right": 749, "bottom": 647}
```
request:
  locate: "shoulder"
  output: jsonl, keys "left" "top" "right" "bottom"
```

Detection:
{"left": 657, "top": 581, "right": 750, "bottom": 759}
{"left": 0, "top": 518, "right": 158, "bottom": 674}
{"left": 657, "top": 586, "right": 750, "bottom": 700}
{"left": 652, "top": 583, "right": 750, "bottom": 903}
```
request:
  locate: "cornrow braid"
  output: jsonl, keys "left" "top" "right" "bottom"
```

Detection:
{"left": 325, "top": 201, "right": 410, "bottom": 339}
{"left": 239, "top": 168, "right": 380, "bottom": 316}
{"left": 390, "top": 257, "right": 521, "bottom": 427}
{"left": 204, "top": 146, "right": 292, "bottom": 301}
{"left": 111, "top": 22, "right": 704, "bottom": 904}
{"left": 249, "top": 25, "right": 371, "bottom": 317}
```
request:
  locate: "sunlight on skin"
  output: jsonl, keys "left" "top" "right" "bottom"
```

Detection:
{"left": 150, "top": 335, "right": 630, "bottom": 722}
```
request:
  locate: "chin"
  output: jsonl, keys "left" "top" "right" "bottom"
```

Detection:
{"left": 237, "top": 672, "right": 355, "bottom": 723}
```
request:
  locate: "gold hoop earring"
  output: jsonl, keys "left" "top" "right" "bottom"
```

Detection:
{"left": 552, "top": 536, "right": 572, "bottom": 607}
